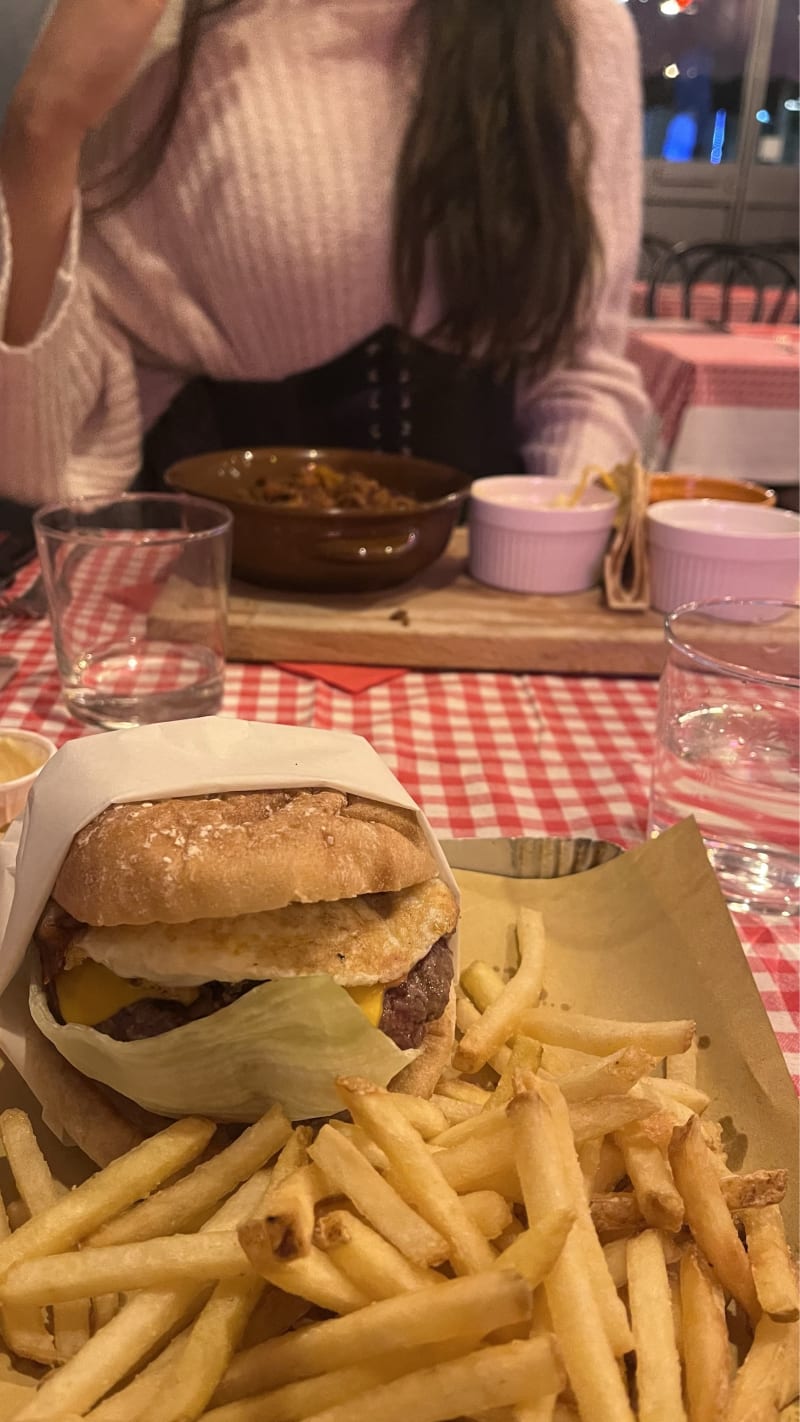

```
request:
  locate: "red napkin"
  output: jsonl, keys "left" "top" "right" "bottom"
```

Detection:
{"left": 275, "top": 662, "right": 407, "bottom": 693}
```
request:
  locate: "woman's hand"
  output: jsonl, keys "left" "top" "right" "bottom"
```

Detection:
{"left": 6, "top": 0, "right": 170, "bottom": 151}
{"left": 1, "top": 0, "right": 169, "bottom": 346}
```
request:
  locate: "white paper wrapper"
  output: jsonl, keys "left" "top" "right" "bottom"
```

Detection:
{"left": 0, "top": 717, "right": 458, "bottom": 1124}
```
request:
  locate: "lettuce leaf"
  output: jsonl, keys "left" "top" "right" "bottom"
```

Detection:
{"left": 30, "top": 976, "right": 417, "bottom": 1122}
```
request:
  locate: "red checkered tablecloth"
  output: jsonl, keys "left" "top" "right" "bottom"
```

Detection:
{"left": 627, "top": 324, "right": 800, "bottom": 450}
{"left": 0, "top": 609, "right": 797, "bottom": 1086}
{"left": 630, "top": 280, "right": 799, "bottom": 325}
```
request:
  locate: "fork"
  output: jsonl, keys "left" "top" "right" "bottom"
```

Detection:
{"left": 0, "top": 575, "right": 48, "bottom": 620}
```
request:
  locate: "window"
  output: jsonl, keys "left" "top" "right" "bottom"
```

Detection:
{"left": 756, "top": 0, "right": 799, "bottom": 166}
{"left": 632, "top": 0, "right": 755, "bottom": 163}
{"left": 622, "top": 0, "right": 799, "bottom": 244}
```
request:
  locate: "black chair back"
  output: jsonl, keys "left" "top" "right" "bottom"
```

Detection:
{"left": 638, "top": 233, "right": 673, "bottom": 282}
{"left": 646, "top": 241, "right": 798, "bottom": 324}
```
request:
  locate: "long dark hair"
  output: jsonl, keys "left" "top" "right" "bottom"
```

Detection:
{"left": 88, "top": 0, "right": 598, "bottom": 376}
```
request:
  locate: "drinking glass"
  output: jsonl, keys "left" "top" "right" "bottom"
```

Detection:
{"left": 34, "top": 494, "right": 232, "bottom": 730}
{"left": 648, "top": 599, "right": 800, "bottom": 917}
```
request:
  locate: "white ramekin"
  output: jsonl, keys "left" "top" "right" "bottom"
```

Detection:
{"left": 647, "top": 500, "right": 800, "bottom": 615}
{"left": 0, "top": 729, "right": 57, "bottom": 826}
{"left": 468, "top": 477, "right": 618, "bottom": 595}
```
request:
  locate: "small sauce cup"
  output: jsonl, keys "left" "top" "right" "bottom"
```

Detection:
{"left": 469, "top": 476, "right": 618, "bottom": 595}
{"left": 646, "top": 500, "right": 800, "bottom": 615}
{"left": 0, "top": 729, "right": 57, "bottom": 827}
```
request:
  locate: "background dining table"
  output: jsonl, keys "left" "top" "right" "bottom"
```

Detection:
{"left": 1, "top": 602, "right": 797, "bottom": 1090}
{"left": 629, "top": 281, "right": 799, "bottom": 327}
{"left": 627, "top": 322, "right": 800, "bottom": 490}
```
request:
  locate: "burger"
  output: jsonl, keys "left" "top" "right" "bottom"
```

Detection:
{"left": 29, "top": 788, "right": 458, "bottom": 1124}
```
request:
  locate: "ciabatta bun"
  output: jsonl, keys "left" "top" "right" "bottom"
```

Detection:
{"left": 54, "top": 790, "right": 438, "bottom": 927}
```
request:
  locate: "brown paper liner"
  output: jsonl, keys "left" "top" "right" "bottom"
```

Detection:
{"left": 447, "top": 819, "right": 797, "bottom": 1244}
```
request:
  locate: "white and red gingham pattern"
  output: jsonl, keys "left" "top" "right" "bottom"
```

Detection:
{"left": 34, "top": 535, "right": 226, "bottom": 701}
{"left": 0, "top": 610, "right": 797, "bottom": 1086}
{"left": 627, "top": 325, "right": 800, "bottom": 449}
{"left": 629, "top": 281, "right": 800, "bottom": 325}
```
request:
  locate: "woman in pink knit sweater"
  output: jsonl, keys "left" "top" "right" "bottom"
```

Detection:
{"left": 0, "top": 0, "right": 647, "bottom": 510}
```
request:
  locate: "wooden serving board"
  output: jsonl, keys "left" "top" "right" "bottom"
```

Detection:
{"left": 224, "top": 529, "right": 668, "bottom": 675}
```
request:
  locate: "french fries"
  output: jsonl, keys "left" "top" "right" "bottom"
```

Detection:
{"left": 389, "top": 1094, "right": 450, "bottom": 1139}
{"left": 0, "top": 1232, "right": 253, "bottom": 1305}
{"left": 296, "top": 1336, "right": 565, "bottom": 1422}
{"left": 325, "top": 1118, "right": 388, "bottom": 1170}
{"left": 455, "top": 909, "right": 546, "bottom": 1073}
{"left": 666, "top": 1036, "right": 698, "bottom": 1087}
{"left": 741, "top": 1205, "right": 800, "bottom": 1322}
{"left": 614, "top": 1117, "right": 684, "bottom": 1233}
{"left": 509, "top": 1090, "right": 635, "bottom": 1421}
{"left": 534, "top": 1077, "right": 633, "bottom": 1358}
{"left": 0, "top": 1117, "right": 215, "bottom": 1281}
{"left": 213, "top": 1270, "right": 533, "bottom": 1405}
{"left": 159, "top": 1273, "right": 265, "bottom": 1422}
{"left": 0, "top": 1183, "right": 56, "bottom": 1367}
{"left": 14, "top": 1170, "right": 272, "bottom": 1421}
{"left": 669, "top": 1117, "right": 761, "bottom": 1323}
{"left": 494, "top": 1208, "right": 576, "bottom": 1288}
{"left": 462, "top": 1189, "right": 513, "bottom": 1239}
{"left": 569, "top": 1093, "right": 657, "bottom": 1142}
{"left": 434, "top": 1079, "right": 493, "bottom": 1109}
{"left": 239, "top": 1288, "right": 309, "bottom": 1349}
{"left": 593, "top": 1138, "right": 627, "bottom": 1193}
{"left": 727, "top": 1312, "right": 790, "bottom": 1421}
{"left": 337, "top": 1078, "right": 496, "bottom": 1275}
{"left": 206, "top": 1345, "right": 469, "bottom": 1421}
{"left": 590, "top": 1169, "right": 788, "bottom": 1233}
{"left": 308, "top": 1123, "right": 447, "bottom": 1266}
{"left": 518, "top": 1008, "right": 696, "bottom": 1058}
{"left": 493, "top": 1034, "right": 545, "bottom": 1103}
{"left": 0, "top": 921, "right": 792, "bottom": 1422}
{"left": 626, "top": 1230, "right": 685, "bottom": 1421}
{"left": 430, "top": 1095, "right": 482, "bottom": 1124}
{"left": 455, "top": 995, "right": 512, "bottom": 1075}
{"left": 642, "top": 1075, "right": 710, "bottom": 1117}
{"left": 88, "top": 1104, "right": 290, "bottom": 1247}
{"left": 545, "top": 1046, "right": 655, "bottom": 1103}
{"left": 314, "top": 1209, "right": 442, "bottom": 1296}
{"left": 88, "top": 1330, "right": 190, "bottom": 1422}
{"left": 433, "top": 1124, "right": 521, "bottom": 1200}
{"left": 259, "top": 1163, "right": 327, "bottom": 1262}
{"left": 680, "top": 1246, "right": 731, "bottom": 1422}
{"left": 238, "top": 1222, "right": 370, "bottom": 1313}
{"left": 460, "top": 960, "right": 506, "bottom": 1011}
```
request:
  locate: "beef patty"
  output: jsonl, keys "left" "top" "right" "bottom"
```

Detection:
{"left": 379, "top": 938, "right": 453, "bottom": 1048}
{"left": 37, "top": 908, "right": 453, "bottom": 1050}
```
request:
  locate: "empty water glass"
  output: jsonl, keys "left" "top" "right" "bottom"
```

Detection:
{"left": 34, "top": 494, "right": 232, "bottom": 730}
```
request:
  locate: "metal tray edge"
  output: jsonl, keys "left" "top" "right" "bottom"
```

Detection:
{"left": 439, "top": 834, "right": 623, "bottom": 880}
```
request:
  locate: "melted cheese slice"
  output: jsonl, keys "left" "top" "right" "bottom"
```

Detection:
{"left": 56, "top": 962, "right": 200, "bottom": 1028}
{"left": 56, "top": 962, "right": 163, "bottom": 1027}
{"left": 55, "top": 962, "right": 384, "bottom": 1029}
{"left": 345, "top": 983, "right": 385, "bottom": 1027}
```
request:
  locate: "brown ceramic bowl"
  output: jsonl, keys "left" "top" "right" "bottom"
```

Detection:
{"left": 165, "top": 447, "right": 470, "bottom": 593}
{"left": 648, "top": 473, "right": 776, "bottom": 506}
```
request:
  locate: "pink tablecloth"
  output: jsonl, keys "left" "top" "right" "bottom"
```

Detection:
{"left": 630, "top": 280, "right": 799, "bottom": 325}
{"left": 627, "top": 323, "right": 800, "bottom": 450}
{"left": 0, "top": 605, "right": 797, "bottom": 1086}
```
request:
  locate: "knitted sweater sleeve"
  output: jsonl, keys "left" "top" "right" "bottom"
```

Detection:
{"left": 0, "top": 190, "right": 146, "bottom": 505}
{"left": 0, "top": 0, "right": 649, "bottom": 505}
{"left": 515, "top": 0, "right": 650, "bottom": 478}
